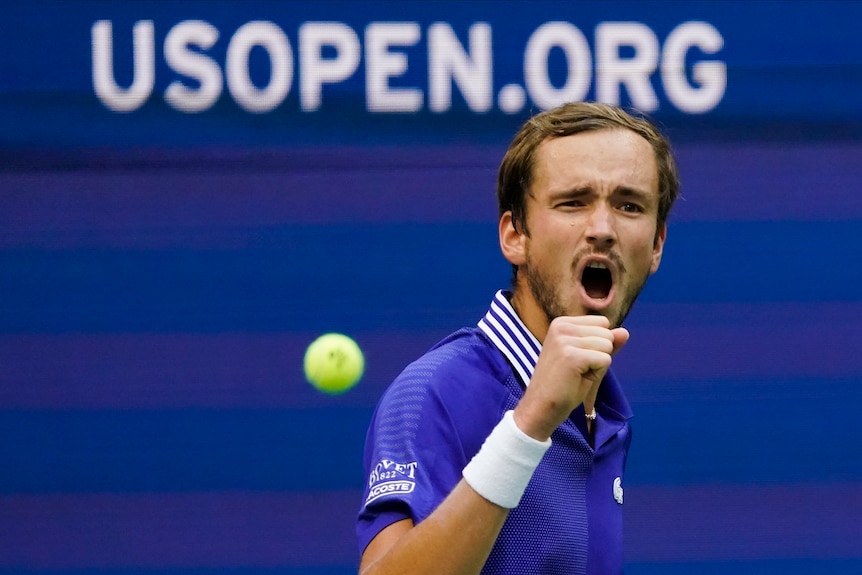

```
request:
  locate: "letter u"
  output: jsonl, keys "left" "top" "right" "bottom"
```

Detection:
{"left": 92, "top": 20, "right": 155, "bottom": 112}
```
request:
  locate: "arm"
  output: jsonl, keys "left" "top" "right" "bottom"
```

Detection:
{"left": 359, "top": 480, "right": 508, "bottom": 575}
{"left": 360, "top": 316, "right": 628, "bottom": 575}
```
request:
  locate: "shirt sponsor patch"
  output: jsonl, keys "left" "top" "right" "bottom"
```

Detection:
{"left": 365, "top": 459, "right": 418, "bottom": 505}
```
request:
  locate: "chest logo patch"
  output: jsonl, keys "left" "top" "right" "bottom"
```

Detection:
{"left": 613, "top": 477, "right": 624, "bottom": 505}
{"left": 365, "top": 459, "right": 418, "bottom": 505}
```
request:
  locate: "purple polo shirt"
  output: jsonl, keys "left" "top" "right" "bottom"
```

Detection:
{"left": 357, "top": 290, "right": 633, "bottom": 574}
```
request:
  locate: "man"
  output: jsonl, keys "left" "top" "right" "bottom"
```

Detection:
{"left": 356, "top": 101, "right": 680, "bottom": 575}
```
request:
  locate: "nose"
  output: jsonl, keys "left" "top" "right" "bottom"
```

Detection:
{"left": 585, "top": 203, "right": 616, "bottom": 248}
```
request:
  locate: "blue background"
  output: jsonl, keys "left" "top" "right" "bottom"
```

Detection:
{"left": 1, "top": 1, "right": 861, "bottom": 574}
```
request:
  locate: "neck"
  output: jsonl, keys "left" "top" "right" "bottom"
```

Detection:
{"left": 509, "top": 284, "right": 550, "bottom": 344}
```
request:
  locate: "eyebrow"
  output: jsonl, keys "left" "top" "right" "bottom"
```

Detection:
{"left": 614, "top": 186, "right": 654, "bottom": 202}
{"left": 546, "top": 186, "right": 594, "bottom": 201}
{"left": 546, "top": 185, "right": 655, "bottom": 202}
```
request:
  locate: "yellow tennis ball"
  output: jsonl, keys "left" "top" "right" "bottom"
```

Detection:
{"left": 303, "top": 333, "right": 365, "bottom": 394}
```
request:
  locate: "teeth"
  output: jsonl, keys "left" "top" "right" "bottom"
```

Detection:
{"left": 587, "top": 262, "right": 608, "bottom": 269}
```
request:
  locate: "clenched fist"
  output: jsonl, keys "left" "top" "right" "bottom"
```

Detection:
{"left": 513, "top": 315, "right": 629, "bottom": 441}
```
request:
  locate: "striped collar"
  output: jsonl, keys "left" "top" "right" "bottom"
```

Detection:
{"left": 477, "top": 290, "right": 541, "bottom": 386}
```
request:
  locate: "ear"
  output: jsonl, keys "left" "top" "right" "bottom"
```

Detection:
{"left": 650, "top": 222, "right": 667, "bottom": 274}
{"left": 499, "top": 211, "right": 527, "bottom": 266}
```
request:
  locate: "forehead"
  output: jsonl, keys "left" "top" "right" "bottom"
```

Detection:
{"left": 531, "top": 128, "right": 659, "bottom": 198}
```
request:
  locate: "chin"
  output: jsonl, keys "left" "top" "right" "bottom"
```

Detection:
{"left": 598, "top": 310, "right": 623, "bottom": 328}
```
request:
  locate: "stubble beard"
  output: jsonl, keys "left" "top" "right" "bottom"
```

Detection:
{"left": 522, "top": 254, "right": 649, "bottom": 329}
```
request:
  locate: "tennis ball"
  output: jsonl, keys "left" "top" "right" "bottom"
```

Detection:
{"left": 303, "top": 333, "right": 365, "bottom": 394}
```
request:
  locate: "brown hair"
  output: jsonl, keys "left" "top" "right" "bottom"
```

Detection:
{"left": 497, "top": 101, "right": 680, "bottom": 236}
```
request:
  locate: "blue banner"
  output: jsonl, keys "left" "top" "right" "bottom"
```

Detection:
{"left": 2, "top": 0, "right": 862, "bottom": 147}
{"left": 2, "top": 2, "right": 861, "bottom": 575}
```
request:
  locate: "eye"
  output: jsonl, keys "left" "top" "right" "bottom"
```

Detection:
{"left": 619, "top": 202, "right": 644, "bottom": 213}
{"left": 559, "top": 200, "right": 585, "bottom": 208}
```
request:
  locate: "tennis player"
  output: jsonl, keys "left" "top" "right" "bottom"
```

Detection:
{"left": 357, "top": 101, "right": 680, "bottom": 575}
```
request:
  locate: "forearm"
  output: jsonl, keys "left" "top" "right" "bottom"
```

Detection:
{"left": 359, "top": 480, "right": 509, "bottom": 575}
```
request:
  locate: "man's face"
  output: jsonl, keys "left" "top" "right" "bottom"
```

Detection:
{"left": 504, "top": 128, "right": 666, "bottom": 331}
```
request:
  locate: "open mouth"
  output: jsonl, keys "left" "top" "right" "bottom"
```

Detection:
{"left": 582, "top": 261, "right": 613, "bottom": 300}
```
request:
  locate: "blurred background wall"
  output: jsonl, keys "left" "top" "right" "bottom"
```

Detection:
{"left": 1, "top": 1, "right": 861, "bottom": 574}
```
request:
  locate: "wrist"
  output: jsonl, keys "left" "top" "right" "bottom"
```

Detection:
{"left": 512, "top": 404, "right": 555, "bottom": 442}
{"left": 462, "top": 410, "right": 552, "bottom": 509}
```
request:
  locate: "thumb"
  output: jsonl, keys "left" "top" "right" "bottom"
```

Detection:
{"left": 611, "top": 327, "right": 630, "bottom": 355}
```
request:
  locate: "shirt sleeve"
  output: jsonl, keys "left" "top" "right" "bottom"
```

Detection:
{"left": 355, "top": 355, "right": 467, "bottom": 555}
{"left": 355, "top": 332, "right": 514, "bottom": 557}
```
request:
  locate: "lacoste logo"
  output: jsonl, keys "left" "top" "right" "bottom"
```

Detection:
{"left": 365, "top": 459, "right": 418, "bottom": 505}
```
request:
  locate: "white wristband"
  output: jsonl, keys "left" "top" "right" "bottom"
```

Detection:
{"left": 462, "top": 410, "right": 552, "bottom": 508}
